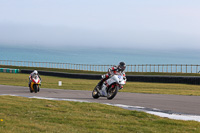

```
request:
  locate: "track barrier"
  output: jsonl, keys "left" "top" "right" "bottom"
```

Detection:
{"left": 0, "top": 68, "right": 20, "bottom": 73}
{"left": 20, "top": 69, "right": 200, "bottom": 85}
{"left": 1, "top": 60, "right": 200, "bottom": 73}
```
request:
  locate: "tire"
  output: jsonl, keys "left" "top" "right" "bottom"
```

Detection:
{"left": 92, "top": 86, "right": 100, "bottom": 99}
{"left": 107, "top": 85, "right": 119, "bottom": 100}
{"left": 29, "top": 87, "right": 33, "bottom": 93}
{"left": 38, "top": 86, "right": 40, "bottom": 92}
{"left": 34, "top": 84, "right": 38, "bottom": 93}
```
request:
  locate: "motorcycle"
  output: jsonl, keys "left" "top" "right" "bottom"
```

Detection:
{"left": 29, "top": 75, "right": 41, "bottom": 93}
{"left": 92, "top": 72, "right": 126, "bottom": 100}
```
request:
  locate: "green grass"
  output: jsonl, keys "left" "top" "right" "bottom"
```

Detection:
{"left": 1, "top": 65, "right": 200, "bottom": 76}
{"left": 1, "top": 73, "right": 200, "bottom": 96}
{"left": 0, "top": 96, "right": 200, "bottom": 133}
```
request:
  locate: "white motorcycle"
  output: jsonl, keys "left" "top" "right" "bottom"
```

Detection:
{"left": 92, "top": 72, "right": 127, "bottom": 100}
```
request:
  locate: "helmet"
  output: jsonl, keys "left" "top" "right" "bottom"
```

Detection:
{"left": 33, "top": 70, "right": 38, "bottom": 75}
{"left": 118, "top": 62, "right": 126, "bottom": 72}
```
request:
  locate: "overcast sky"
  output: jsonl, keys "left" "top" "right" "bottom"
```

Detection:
{"left": 0, "top": 0, "right": 200, "bottom": 50}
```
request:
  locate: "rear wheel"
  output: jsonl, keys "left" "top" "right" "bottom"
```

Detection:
{"left": 29, "top": 87, "right": 33, "bottom": 93}
{"left": 107, "top": 85, "right": 119, "bottom": 100}
{"left": 38, "top": 86, "right": 40, "bottom": 92}
{"left": 92, "top": 86, "right": 100, "bottom": 99}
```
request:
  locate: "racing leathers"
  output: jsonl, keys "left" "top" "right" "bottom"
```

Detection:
{"left": 97, "top": 65, "right": 126, "bottom": 90}
{"left": 28, "top": 71, "right": 41, "bottom": 87}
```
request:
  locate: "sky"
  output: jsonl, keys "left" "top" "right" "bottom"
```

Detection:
{"left": 0, "top": 0, "right": 200, "bottom": 50}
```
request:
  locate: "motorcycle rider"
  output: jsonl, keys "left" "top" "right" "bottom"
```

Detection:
{"left": 28, "top": 70, "right": 41, "bottom": 87}
{"left": 96, "top": 62, "right": 126, "bottom": 90}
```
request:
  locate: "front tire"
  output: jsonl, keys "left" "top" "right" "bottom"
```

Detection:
{"left": 34, "top": 84, "right": 38, "bottom": 93}
{"left": 107, "top": 85, "right": 119, "bottom": 100}
{"left": 92, "top": 86, "right": 100, "bottom": 99}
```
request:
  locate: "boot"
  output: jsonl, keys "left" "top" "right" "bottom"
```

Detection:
{"left": 97, "top": 79, "right": 104, "bottom": 90}
{"left": 28, "top": 80, "right": 31, "bottom": 88}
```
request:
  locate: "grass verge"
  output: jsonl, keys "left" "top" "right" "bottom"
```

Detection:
{"left": 0, "top": 96, "right": 200, "bottom": 133}
{"left": 1, "top": 73, "right": 200, "bottom": 96}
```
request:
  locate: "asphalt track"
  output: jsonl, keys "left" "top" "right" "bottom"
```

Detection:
{"left": 0, "top": 85, "right": 200, "bottom": 116}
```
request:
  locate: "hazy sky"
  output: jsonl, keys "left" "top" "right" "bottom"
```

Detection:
{"left": 0, "top": 0, "right": 200, "bottom": 50}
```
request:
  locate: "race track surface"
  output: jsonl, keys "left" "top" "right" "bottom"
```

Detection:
{"left": 1, "top": 85, "right": 200, "bottom": 115}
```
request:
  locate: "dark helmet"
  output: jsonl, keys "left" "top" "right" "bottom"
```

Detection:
{"left": 118, "top": 62, "right": 126, "bottom": 72}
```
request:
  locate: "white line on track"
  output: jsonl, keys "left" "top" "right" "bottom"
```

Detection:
{"left": 1, "top": 94, "right": 200, "bottom": 122}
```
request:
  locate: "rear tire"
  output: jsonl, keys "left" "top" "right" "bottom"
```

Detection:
{"left": 29, "top": 87, "right": 33, "bottom": 93}
{"left": 92, "top": 86, "right": 100, "bottom": 99}
{"left": 107, "top": 85, "right": 119, "bottom": 100}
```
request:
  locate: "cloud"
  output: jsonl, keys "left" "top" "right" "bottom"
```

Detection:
{"left": 0, "top": 22, "right": 200, "bottom": 51}
{"left": 1, "top": 0, "right": 200, "bottom": 50}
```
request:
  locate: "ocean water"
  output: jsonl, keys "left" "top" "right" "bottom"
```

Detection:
{"left": 0, "top": 45, "right": 200, "bottom": 65}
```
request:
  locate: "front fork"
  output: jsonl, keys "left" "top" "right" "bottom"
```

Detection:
{"left": 101, "top": 84, "right": 108, "bottom": 96}
{"left": 101, "top": 83, "right": 119, "bottom": 96}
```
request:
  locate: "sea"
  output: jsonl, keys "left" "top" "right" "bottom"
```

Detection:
{"left": 0, "top": 45, "right": 200, "bottom": 65}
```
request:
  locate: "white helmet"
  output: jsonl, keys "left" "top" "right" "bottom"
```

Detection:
{"left": 33, "top": 70, "right": 38, "bottom": 75}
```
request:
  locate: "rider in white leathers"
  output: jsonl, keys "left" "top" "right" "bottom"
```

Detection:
{"left": 97, "top": 62, "right": 126, "bottom": 90}
{"left": 28, "top": 70, "right": 41, "bottom": 87}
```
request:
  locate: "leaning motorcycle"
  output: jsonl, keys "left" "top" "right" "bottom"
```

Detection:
{"left": 92, "top": 72, "right": 126, "bottom": 100}
{"left": 29, "top": 75, "right": 41, "bottom": 93}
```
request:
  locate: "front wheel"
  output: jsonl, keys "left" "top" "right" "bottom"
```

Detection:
{"left": 107, "top": 85, "right": 119, "bottom": 100}
{"left": 92, "top": 86, "right": 100, "bottom": 99}
{"left": 34, "top": 84, "right": 38, "bottom": 93}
